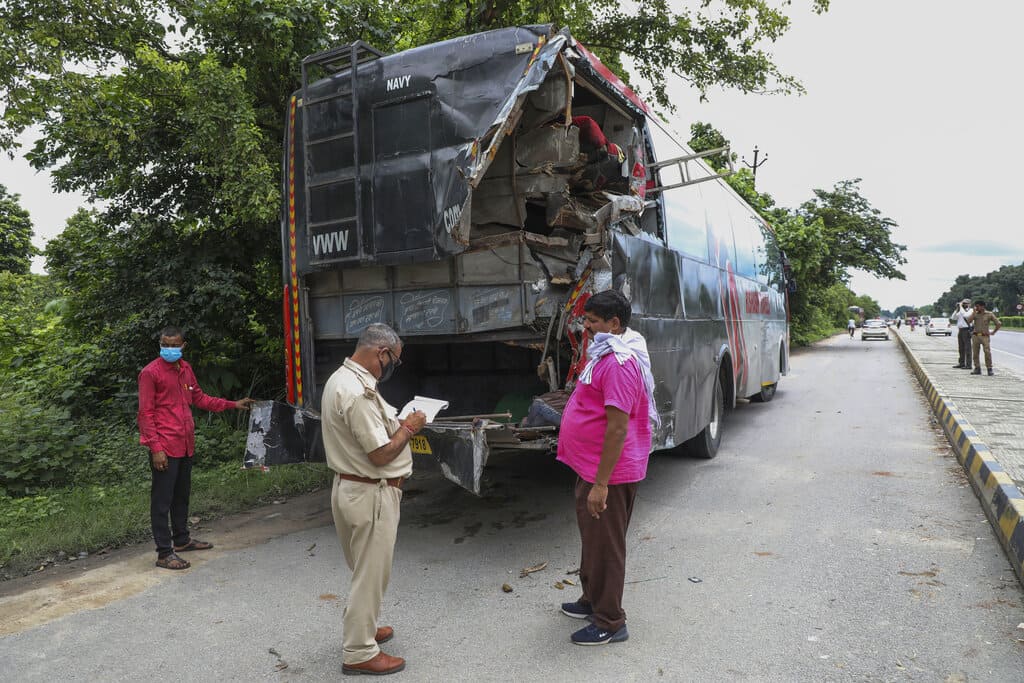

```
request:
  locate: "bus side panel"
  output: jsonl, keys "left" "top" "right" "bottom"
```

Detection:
{"left": 610, "top": 233, "right": 728, "bottom": 448}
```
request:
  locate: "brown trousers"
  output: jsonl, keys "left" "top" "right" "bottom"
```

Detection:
{"left": 574, "top": 477, "right": 639, "bottom": 632}
{"left": 972, "top": 334, "right": 992, "bottom": 369}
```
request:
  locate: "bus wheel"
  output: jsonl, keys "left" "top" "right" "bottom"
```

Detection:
{"left": 751, "top": 346, "right": 783, "bottom": 403}
{"left": 751, "top": 382, "right": 776, "bottom": 403}
{"left": 685, "top": 376, "right": 723, "bottom": 459}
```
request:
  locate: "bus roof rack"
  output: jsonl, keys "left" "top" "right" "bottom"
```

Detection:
{"left": 301, "top": 41, "right": 386, "bottom": 92}
{"left": 646, "top": 146, "right": 735, "bottom": 194}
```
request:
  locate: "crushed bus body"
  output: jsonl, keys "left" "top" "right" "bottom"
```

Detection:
{"left": 245, "top": 25, "right": 794, "bottom": 494}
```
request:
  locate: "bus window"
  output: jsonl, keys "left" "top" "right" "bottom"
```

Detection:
{"left": 703, "top": 181, "right": 736, "bottom": 268}
{"left": 662, "top": 184, "right": 709, "bottom": 261}
{"left": 757, "top": 224, "right": 784, "bottom": 289}
{"left": 647, "top": 122, "right": 710, "bottom": 261}
{"left": 729, "top": 203, "right": 761, "bottom": 281}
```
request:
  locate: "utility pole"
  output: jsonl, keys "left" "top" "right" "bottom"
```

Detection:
{"left": 742, "top": 146, "right": 768, "bottom": 186}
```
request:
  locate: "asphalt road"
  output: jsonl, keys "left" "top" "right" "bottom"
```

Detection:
{"left": 905, "top": 327, "right": 1024, "bottom": 377}
{"left": 3, "top": 334, "right": 1023, "bottom": 681}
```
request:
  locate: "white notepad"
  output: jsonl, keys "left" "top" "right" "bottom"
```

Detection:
{"left": 397, "top": 395, "right": 449, "bottom": 423}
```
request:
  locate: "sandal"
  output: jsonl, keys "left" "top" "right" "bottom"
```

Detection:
{"left": 174, "top": 538, "right": 214, "bottom": 552}
{"left": 155, "top": 552, "right": 191, "bottom": 570}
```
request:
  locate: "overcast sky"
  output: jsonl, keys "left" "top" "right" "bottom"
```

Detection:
{"left": 667, "top": 0, "right": 1024, "bottom": 312}
{"left": 3, "top": 1, "right": 1024, "bottom": 312}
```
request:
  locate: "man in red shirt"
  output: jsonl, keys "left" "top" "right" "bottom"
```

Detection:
{"left": 138, "top": 326, "right": 254, "bottom": 570}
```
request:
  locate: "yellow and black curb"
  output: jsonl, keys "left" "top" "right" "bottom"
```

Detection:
{"left": 894, "top": 332, "right": 1024, "bottom": 586}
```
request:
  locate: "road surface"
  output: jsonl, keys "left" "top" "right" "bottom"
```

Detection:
{"left": 2, "top": 334, "right": 1022, "bottom": 681}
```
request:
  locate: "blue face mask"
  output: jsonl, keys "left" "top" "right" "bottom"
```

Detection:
{"left": 160, "top": 347, "right": 183, "bottom": 363}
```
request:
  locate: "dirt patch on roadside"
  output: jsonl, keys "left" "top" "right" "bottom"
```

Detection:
{"left": 0, "top": 490, "right": 332, "bottom": 636}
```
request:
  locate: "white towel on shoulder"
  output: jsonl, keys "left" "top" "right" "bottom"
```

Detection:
{"left": 579, "top": 328, "right": 660, "bottom": 428}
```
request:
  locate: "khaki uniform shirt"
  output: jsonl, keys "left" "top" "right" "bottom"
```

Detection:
{"left": 321, "top": 358, "right": 413, "bottom": 479}
{"left": 973, "top": 311, "right": 1000, "bottom": 334}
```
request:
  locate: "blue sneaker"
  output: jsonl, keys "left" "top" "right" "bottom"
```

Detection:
{"left": 570, "top": 623, "right": 629, "bottom": 646}
{"left": 560, "top": 600, "right": 594, "bottom": 619}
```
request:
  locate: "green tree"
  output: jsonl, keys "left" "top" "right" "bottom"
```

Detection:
{"left": 933, "top": 263, "right": 1024, "bottom": 315}
{"left": 1, "top": 1, "right": 835, "bottom": 411}
{"left": 688, "top": 121, "right": 737, "bottom": 171}
{"left": 0, "top": 185, "right": 36, "bottom": 274}
{"left": 797, "top": 179, "right": 907, "bottom": 288}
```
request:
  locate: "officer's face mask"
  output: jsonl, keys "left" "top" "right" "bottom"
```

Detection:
{"left": 377, "top": 347, "right": 401, "bottom": 383}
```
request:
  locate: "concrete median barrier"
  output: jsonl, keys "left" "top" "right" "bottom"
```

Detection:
{"left": 894, "top": 330, "right": 1024, "bottom": 587}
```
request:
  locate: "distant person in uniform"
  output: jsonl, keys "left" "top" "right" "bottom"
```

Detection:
{"left": 896, "top": 318, "right": 902, "bottom": 329}
{"left": 952, "top": 299, "right": 974, "bottom": 369}
{"left": 847, "top": 318, "right": 856, "bottom": 338}
{"left": 320, "top": 323, "right": 427, "bottom": 676}
{"left": 969, "top": 300, "right": 1002, "bottom": 376}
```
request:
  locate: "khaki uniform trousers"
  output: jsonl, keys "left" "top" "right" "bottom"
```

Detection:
{"left": 331, "top": 476, "right": 402, "bottom": 665}
{"left": 972, "top": 334, "right": 992, "bottom": 369}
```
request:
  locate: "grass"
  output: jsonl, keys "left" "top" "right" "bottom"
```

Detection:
{"left": 0, "top": 462, "right": 333, "bottom": 579}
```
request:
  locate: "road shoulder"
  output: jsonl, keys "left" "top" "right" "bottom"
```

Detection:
{"left": 0, "top": 489, "right": 332, "bottom": 635}
{"left": 895, "top": 328, "right": 1024, "bottom": 587}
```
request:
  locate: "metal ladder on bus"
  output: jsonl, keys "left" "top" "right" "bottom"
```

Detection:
{"left": 300, "top": 41, "right": 387, "bottom": 262}
{"left": 645, "top": 146, "right": 735, "bottom": 194}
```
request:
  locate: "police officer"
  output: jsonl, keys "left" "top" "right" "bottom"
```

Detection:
{"left": 968, "top": 300, "right": 1002, "bottom": 376}
{"left": 952, "top": 298, "right": 974, "bottom": 369}
{"left": 321, "top": 323, "right": 427, "bottom": 676}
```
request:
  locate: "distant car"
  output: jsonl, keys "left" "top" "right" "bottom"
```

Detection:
{"left": 925, "top": 318, "right": 952, "bottom": 336}
{"left": 861, "top": 318, "right": 890, "bottom": 341}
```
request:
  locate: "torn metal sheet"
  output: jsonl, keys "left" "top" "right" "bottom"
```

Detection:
{"left": 245, "top": 401, "right": 324, "bottom": 468}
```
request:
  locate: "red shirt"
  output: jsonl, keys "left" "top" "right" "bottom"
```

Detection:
{"left": 138, "top": 358, "right": 235, "bottom": 458}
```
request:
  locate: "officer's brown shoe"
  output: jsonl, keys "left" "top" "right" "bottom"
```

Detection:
{"left": 375, "top": 626, "right": 394, "bottom": 644}
{"left": 987, "top": 368, "right": 994, "bottom": 376}
{"left": 342, "top": 652, "right": 405, "bottom": 676}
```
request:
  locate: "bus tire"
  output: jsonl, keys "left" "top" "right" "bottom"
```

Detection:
{"left": 751, "top": 346, "right": 783, "bottom": 403}
{"left": 685, "top": 375, "right": 723, "bottom": 459}
{"left": 751, "top": 382, "right": 776, "bottom": 403}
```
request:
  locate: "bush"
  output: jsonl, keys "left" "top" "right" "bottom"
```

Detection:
{"left": 1001, "top": 316, "right": 1023, "bottom": 328}
{"left": 0, "top": 394, "right": 83, "bottom": 496}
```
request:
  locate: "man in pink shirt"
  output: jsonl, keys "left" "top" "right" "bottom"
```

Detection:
{"left": 556, "top": 290, "right": 654, "bottom": 645}
{"left": 138, "top": 326, "right": 254, "bottom": 570}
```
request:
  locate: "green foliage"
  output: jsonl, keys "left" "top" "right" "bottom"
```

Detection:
{"left": 796, "top": 179, "right": 907, "bottom": 287}
{"left": 932, "top": 263, "right": 1024, "bottom": 316}
{"left": 0, "top": 395, "right": 81, "bottom": 496}
{"left": 0, "top": 463, "right": 332, "bottom": 576}
{"left": 45, "top": 209, "right": 279, "bottom": 407}
{"left": 688, "top": 121, "right": 737, "bottom": 172}
{"left": 1001, "top": 316, "right": 1023, "bottom": 328}
{"left": 0, "top": 185, "right": 36, "bottom": 274}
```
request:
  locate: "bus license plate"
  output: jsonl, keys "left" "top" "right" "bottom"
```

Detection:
{"left": 409, "top": 435, "right": 432, "bottom": 455}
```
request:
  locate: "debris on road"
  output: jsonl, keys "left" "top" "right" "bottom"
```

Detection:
{"left": 501, "top": 583, "right": 513, "bottom": 593}
{"left": 268, "top": 647, "right": 288, "bottom": 672}
{"left": 554, "top": 581, "right": 564, "bottom": 589}
{"left": 520, "top": 561, "right": 548, "bottom": 578}
{"left": 563, "top": 578, "right": 576, "bottom": 586}
{"left": 688, "top": 577, "right": 703, "bottom": 584}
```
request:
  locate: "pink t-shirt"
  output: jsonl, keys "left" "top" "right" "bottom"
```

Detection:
{"left": 556, "top": 354, "right": 652, "bottom": 484}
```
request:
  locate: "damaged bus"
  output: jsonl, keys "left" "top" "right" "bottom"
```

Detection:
{"left": 245, "top": 25, "right": 794, "bottom": 494}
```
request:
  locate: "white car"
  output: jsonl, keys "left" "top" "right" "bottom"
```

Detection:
{"left": 861, "top": 319, "right": 890, "bottom": 341}
{"left": 925, "top": 318, "right": 952, "bottom": 336}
